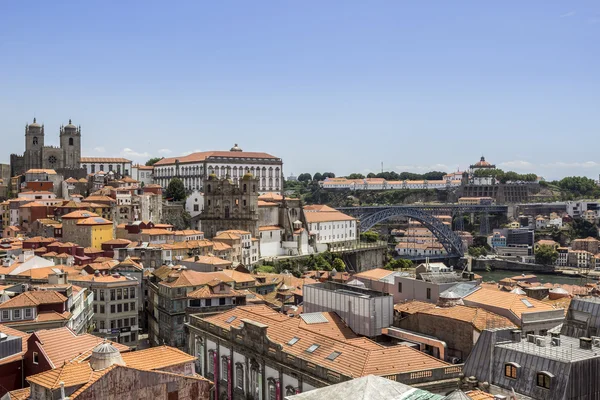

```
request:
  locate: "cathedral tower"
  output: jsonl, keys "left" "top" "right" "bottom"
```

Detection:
{"left": 24, "top": 118, "right": 44, "bottom": 170}
{"left": 60, "top": 119, "right": 82, "bottom": 169}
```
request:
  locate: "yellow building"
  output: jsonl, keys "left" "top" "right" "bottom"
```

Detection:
{"left": 77, "top": 217, "right": 114, "bottom": 249}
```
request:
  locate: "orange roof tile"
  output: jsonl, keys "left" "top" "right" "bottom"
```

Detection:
{"left": 80, "top": 157, "right": 132, "bottom": 163}
{"left": 154, "top": 150, "right": 278, "bottom": 166}
{"left": 62, "top": 210, "right": 99, "bottom": 219}
{"left": 76, "top": 216, "right": 112, "bottom": 225}
{"left": 464, "top": 288, "right": 555, "bottom": 319}
{"left": 354, "top": 268, "right": 395, "bottom": 281}
{"left": 0, "top": 290, "right": 67, "bottom": 309}
{"left": 121, "top": 345, "right": 196, "bottom": 370}
{"left": 259, "top": 225, "right": 284, "bottom": 231}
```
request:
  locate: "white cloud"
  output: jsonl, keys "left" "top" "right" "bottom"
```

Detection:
{"left": 158, "top": 148, "right": 172, "bottom": 155}
{"left": 498, "top": 160, "right": 534, "bottom": 169}
{"left": 541, "top": 161, "right": 599, "bottom": 168}
{"left": 395, "top": 164, "right": 450, "bottom": 172}
{"left": 121, "top": 148, "right": 150, "bottom": 159}
{"left": 93, "top": 146, "right": 105, "bottom": 153}
{"left": 560, "top": 10, "right": 576, "bottom": 18}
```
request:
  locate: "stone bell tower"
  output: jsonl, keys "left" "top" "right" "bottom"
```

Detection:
{"left": 24, "top": 118, "right": 44, "bottom": 170}
{"left": 60, "top": 119, "right": 82, "bottom": 168}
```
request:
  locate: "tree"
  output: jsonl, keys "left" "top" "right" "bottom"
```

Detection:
{"left": 313, "top": 172, "right": 324, "bottom": 181}
{"left": 535, "top": 244, "right": 558, "bottom": 265}
{"left": 570, "top": 219, "right": 598, "bottom": 239}
{"left": 297, "top": 173, "right": 312, "bottom": 182}
{"left": 360, "top": 231, "right": 379, "bottom": 243}
{"left": 322, "top": 172, "right": 336, "bottom": 179}
{"left": 332, "top": 258, "right": 346, "bottom": 271}
{"left": 367, "top": 172, "right": 377, "bottom": 178}
{"left": 165, "top": 177, "right": 187, "bottom": 201}
{"left": 468, "top": 246, "right": 488, "bottom": 258}
{"left": 558, "top": 176, "right": 599, "bottom": 198}
{"left": 347, "top": 173, "right": 365, "bottom": 179}
{"left": 145, "top": 157, "right": 163, "bottom": 166}
{"left": 384, "top": 258, "right": 413, "bottom": 270}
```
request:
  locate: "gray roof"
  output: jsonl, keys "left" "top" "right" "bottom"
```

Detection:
{"left": 419, "top": 272, "right": 462, "bottom": 284}
{"left": 440, "top": 282, "right": 480, "bottom": 299}
{"left": 379, "top": 271, "right": 411, "bottom": 284}
{"left": 285, "top": 375, "right": 443, "bottom": 400}
{"left": 299, "top": 312, "right": 329, "bottom": 325}
{"left": 562, "top": 297, "right": 600, "bottom": 338}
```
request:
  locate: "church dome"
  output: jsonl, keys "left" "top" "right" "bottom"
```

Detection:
{"left": 89, "top": 341, "right": 124, "bottom": 371}
{"left": 230, "top": 143, "right": 243, "bottom": 152}
{"left": 64, "top": 119, "right": 77, "bottom": 129}
{"left": 242, "top": 172, "right": 254, "bottom": 180}
{"left": 473, "top": 156, "right": 492, "bottom": 168}
{"left": 29, "top": 118, "right": 41, "bottom": 128}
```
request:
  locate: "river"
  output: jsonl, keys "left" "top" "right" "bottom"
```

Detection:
{"left": 477, "top": 269, "right": 597, "bottom": 286}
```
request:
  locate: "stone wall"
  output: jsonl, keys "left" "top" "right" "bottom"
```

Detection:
{"left": 472, "top": 258, "right": 555, "bottom": 273}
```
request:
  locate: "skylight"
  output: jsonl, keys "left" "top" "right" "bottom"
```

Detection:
{"left": 306, "top": 344, "right": 320, "bottom": 353}
{"left": 521, "top": 298, "right": 534, "bottom": 308}
{"left": 225, "top": 316, "right": 237, "bottom": 323}
{"left": 326, "top": 351, "right": 342, "bottom": 361}
{"left": 288, "top": 337, "right": 300, "bottom": 346}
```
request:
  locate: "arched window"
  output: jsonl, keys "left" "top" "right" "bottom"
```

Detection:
{"left": 250, "top": 364, "right": 260, "bottom": 398}
{"left": 207, "top": 350, "right": 215, "bottom": 374}
{"left": 221, "top": 357, "right": 229, "bottom": 382}
{"left": 243, "top": 184, "right": 247, "bottom": 193}
{"left": 235, "top": 363, "right": 244, "bottom": 389}
{"left": 504, "top": 362, "right": 520, "bottom": 379}
{"left": 536, "top": 372, "right": 553, "bottom": 389}
{"left": 33, "top": 136, "right": 38, "bottom": 145}
{"left": 225, "top": 205, "right": 230, "bottom": 218}
{"left": 69, "top": 137, "right": 74, "bottom": 146}
{"left": 267, "top": 378, "right": 277, "bottom": 400}
{"left": 252, "top": 185, "right": 256, "bottom": 193}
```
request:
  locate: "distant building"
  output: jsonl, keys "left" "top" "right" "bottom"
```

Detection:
{"left": 153, "top": 144, "right": 283, "bottom": 194}
{"left": 80, "top": 157, "right": 133, "bottom": 176}
{"left": 131, "top": 163, "right": 154, "bottom": 186}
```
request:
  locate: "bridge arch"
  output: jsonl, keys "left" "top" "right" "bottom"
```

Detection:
{"left": 354, "top": 207, "right": 465, "bottom": 257}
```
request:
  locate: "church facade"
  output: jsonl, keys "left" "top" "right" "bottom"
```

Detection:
{"left": 10, "top": 118, "right": 83, "bottom": 177}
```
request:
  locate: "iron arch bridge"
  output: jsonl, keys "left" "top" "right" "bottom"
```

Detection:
{"left": 336, "top": 205, "right": 508, "bottom": 258}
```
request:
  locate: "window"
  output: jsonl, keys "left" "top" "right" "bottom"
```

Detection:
{"left": 426, "top": 288, "right": 431, "bottom": 300}
{"left": 124, "top": 303, "right": 129, "bottom": 312}
{"left": 206, "top": 299, "right": 212, "bottom": 307}
{"left": 111, "top": 305, "right": 115, "bottom": 313}
{"left": 100, "top": 321, "right": 105, "bottom": 329}
{"left": 225, "top": 316, "right": 237, "bottom": 323}
{"left": 13, "top": 309, "right": 20, "bottom": 319}
{"left": 33, "top": 352, "right": 39, "bottom": 364}
{"left": 537, "top": 372, "right": 552, "bottom": 389}
{"left": 306, "top": 344, "right": 319, "bottom": 353}
{"left": 505, "top": 363, "right": 519, "bottom": 379}
{"left": 268, "top": 379, "right": 277, "bottom": 400}
{"left": 91, "top": 164, "right": 96, "bottom": 173}
{"left": 25, "top": 308, "right": 32, "bottom": 318}
{"left": 117, "top": 319, "right": 122, "bottom": 328}
{"left": 288, "top": 337, "right": 300, "bottom": 345}
{"left": 130, "top": 302, "right": 135, "bottom": 311}
{"left": 398, "top": 282, "right": 402, "bottom": 293}
{"left": 117, "top": 304, "right": 122, "bottom": 313}
{"left": 100, "top": 305, "right": 105, "bottom": 314}
{"left": 33, "top": 136, "right": 38, "bottom": 145}
{"left": 1, "top": 310, "right": 8, "bottom": 320}
{"left": 521, "top": 298, "right": 534, "bottom": 308}
{"left": 236, "top": 363, "right": 244, "bottom": 389}
{"left": 110, "top": 290, "right": 115, "bottom": 301}
{"left": 130, "top": 317, "right": 136, "bottom": 326}
{"left": 93, "top": 304, "right": 97, "bottom": 314}
{"left": 130, "top": 332, "right": 136, "bottom": 342}
{"left": 110, "top": 320, "right": 115, "bottom": 329}
{"left": 124, "top": 289, "right": 129, "bottom": 299}
{"left": 208, "top": 350, "right": 214, "bottom": 373}
{"left": 117, "top": 289, "right": 122, "bottom": 300}
{"left": 99, "top": 290, "right": 105, "bottom": 301}
{"left": 326, "top": 351, "right": 342, "bottom": 361}
{"left": 194, "top": 204, "right": 199, "bottom": 212}
{"left": 222, "top": 357, "right": 229, "bottom": 381}
{"left": 69, "top": 137, "right": 74, "bottom": 146}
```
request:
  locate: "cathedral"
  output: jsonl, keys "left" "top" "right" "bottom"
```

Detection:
{"left": 10, "top": 118, "right": 83, "bottom": 177}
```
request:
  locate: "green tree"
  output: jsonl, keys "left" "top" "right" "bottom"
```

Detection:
{"left": 384, "top": 258, "right": 413, "bottom": 270}
{"left": 347, "top": 173, "right": 365, "bottom": 179}
{"left": 535, "top": 244, "right": 558, "bottom": 265}
{"left": 165, "top": 177, "right": 187, "bottom": 201}
{"left": 322, "top": 172, "right": 336, "bottom": 179}
{"left": 367, "top": 172, "right": 377, "bottom": 178}
{"left": 332, "top": 258, "right": 346, "bottom": 271}
{"left": 468, "top": 246, "right": 488, "bottom": 258}
{"left": 297, "top": 173, "right": 312, "bottom": 182}
{"left": 558, "top": 176, "right": 599, "bottom": 198}
{"left": 313, "top": 172, "right": 324, "bottom": 181}
{"left": 145, "top": 157, "right": 164, "bottom": 166}
{"left": 360, "top": 231, "right": 379, "bottom": 243}
{"left": 570, "top": 219, "right": 598, "bottom": 239}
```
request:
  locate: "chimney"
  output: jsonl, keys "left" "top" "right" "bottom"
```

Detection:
{"left": 511, "top": 330, "right": 522, "bottom": 342}
{"left": 580, "top": 337, "right": 592, "bottom": 350}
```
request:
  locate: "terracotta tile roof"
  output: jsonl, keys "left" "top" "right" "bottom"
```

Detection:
{"left": 6, "top": 387, "right": 30, "bottom": 400}
{"left": 83, "top": 195, "right": 115, "bottom": 203}
{"left": 188, "top": 285, "right": 245, "bottom": 299}
{"left": 26, "top": 169, "right": 57, "bottom": 174}
{"left": 204, "top": 305, "right": 448, "bottom": 378}
{"left": 19, "top": 201, "right": 47, "bottom": 208}
{"left": 183, "top": 255, "right": 232, "bottom": 266}
{"left": 154, "top": 150, "right": 278, "bottom": 166}
{"left": 62, "top": 210, "right": 100, "bottom": 219}
{"left": 27, "top": 361, "right": 95, "bottom": 389}
{"left": 354, "top": 268, "right": 395, "bottom": 281}
{"left": 0, "top": 290, "right": 67, "bottom": 309}
{"left": 76, "top": 216, "right": 113, "bottom": 225}
{"left": 141, "top": 228, "right": 173, "bottom": 235}
{"left": 258, "top": 193, "right": 284, "bottom": 201}
{"left": 102, "top": 238, "right": 132, "bottom": 245}
{"left": 212, "top": 241, "right": 231, "bottom": 251}
{"left": 117, "top": 257, "right": 143, "bottom": 270}
{"left": 70, "top": 274, "right": 131, "bottom": 283}
{"left": 162, "top": 270, "right": 236, "bottom": 288}
{"left": 81, "top": 260, "right": 119, "bottom": 271}
{"left": 303, "top": 207, "right": 356, "bottom": 223}
{"left": 32, "top": 327, "right": 130, "bottom": 368}
{"left": 464, "top": 288, "right": 555, "bottom": 319}
{"left": 466, "top": 390, "right": 495, "bottom": 400}
{"left": 214, "top": 232, "right": 241, "bottom": 240}
{"left": 398, "top": 301, "right": 515, "bottom": 331}
{"left": 83, "top": 247, "right": 104, "bottom": 254}
{"left": 218, "top": 269, "right": 257, "bottom": 284}
{"left": 259, "top": 225, "right": 283, "bottom": 231}
{"left": 80, "top": 157, "right": 132, "bottom": 163}
{"left": 120, "top": 345, "right": 196, "bottom": 369}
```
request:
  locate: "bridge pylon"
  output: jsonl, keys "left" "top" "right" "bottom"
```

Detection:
{"left": 479, "top": 212, "right": 490, "bottom": 236}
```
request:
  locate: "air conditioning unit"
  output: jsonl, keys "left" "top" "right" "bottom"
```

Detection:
{"left": 592, "top": 337, "right": 600, "bottom": 347}
{"left": 536, "top": 337, "right": 546, "bottom": 347}
{"left": 527, "top": 334, "right": 536, "bottom": 343}
{"left": 449, "top": 357, "right": 462, "bottom": 364}
{"left": 551, "top": 337, "right": 561, "bottom": 347}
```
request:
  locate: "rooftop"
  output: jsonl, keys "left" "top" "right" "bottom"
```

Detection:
{"left": 0, "top": 290, "right": 67, "bottom": 309}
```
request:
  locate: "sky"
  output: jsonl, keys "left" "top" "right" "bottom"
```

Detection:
{"left": 0, "top": 1, "right": 598, "bottom": 181}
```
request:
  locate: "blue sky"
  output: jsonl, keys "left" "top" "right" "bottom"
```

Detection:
{"left": 1, "top": 1, "right": 598, "bottom": 180}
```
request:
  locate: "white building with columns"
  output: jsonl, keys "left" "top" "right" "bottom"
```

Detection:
{"left": 153, "top": 144, "right": 283, "bottom": 195}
